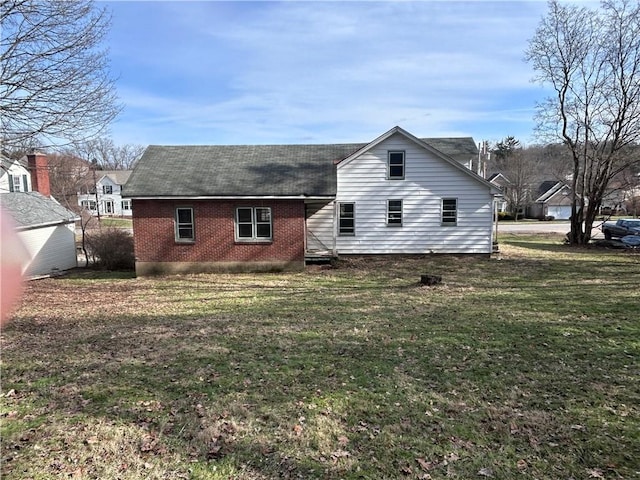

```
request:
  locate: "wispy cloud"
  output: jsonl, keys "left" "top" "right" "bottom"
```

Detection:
{"left": 105, "top": 1, "right": 550, "bottom": 146}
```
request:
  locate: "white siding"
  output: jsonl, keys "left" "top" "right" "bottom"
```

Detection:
{"left": 0, "top": 162, "right": 31, "bottom": 193}
{"left": 306, "top": 201, "right": 335, "bottom": 252}
{"left": 18, "top": 223, "right": 77, "bottom": 276}
{"left": 77, "top": 176, "right": 132, "bottom": 217}
{"left": 335, "top": 133, "right": 494, "bottom": 254}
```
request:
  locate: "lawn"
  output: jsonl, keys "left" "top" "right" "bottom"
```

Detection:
{"left": 1, "top": 235, "right": 638, "bottom": 479}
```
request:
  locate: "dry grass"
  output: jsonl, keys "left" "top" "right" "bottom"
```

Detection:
{"left": 1, "top": 234, "right": 639, "bottom": 479}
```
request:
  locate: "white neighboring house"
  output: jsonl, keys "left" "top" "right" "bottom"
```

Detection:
{"left": 1, "top": 153, "right": 80, "bottom": 277}
{"left": 0, "top": 155, "right": 32, "bottom": 193}
{"left": 77, "top": 170, "right": 132, "bottom": 217}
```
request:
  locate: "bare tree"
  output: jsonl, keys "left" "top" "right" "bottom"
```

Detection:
{"left": 526, "top": 0, "right": 640, "bottom": 244}
{"left": 0, "top": 0, "right": 121, "bottom": 149}
{"left": 491, "top": 137, "right": 543, "bottom": 220}
{"left": 73, "top": 137, "right": 145, "bottom": 170}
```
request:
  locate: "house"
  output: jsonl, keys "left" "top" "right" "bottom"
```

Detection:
{"left": 527, "top": 180, "right": 574, "bottom": 220}
{"left": 487, "top": 173, "right": 510, "bottom": 214}
{"left": 77, "top": 170, "right": 132, "bottom": 217}
{"left": 1, "top": 154, "right": 32, "bottom": 193}
{"left": 123, "top": 126, "right": 501, "bottom": 275}
{"left": 1, "top": 153, "right": 79, "bottom": 277}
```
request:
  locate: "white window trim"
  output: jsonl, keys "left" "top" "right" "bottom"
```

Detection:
{"left": 338, "top": 202, "right": 356, "bottom": 236}
{"left": 387, "top": 199, "right": 403, "bottom": 226}
{"left": 388, "top": 151, "right": 405, "bottom": 180}
{"left": 235, "top": 206, "right": 273, "bottom": 242}
{"left": 441, "top": 198, "right": 458, "bottom": 226}
{"left": 175, "top": 207, "right": 195, "bottom": 242}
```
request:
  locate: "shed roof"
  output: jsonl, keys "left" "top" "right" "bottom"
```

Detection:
{"left": 123, "top": 135, "right": 479, "bottom": 198}
{"left": 2, "top": 192, "right": 79, "bottom": 229}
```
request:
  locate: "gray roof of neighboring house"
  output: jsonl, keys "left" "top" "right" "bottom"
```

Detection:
{"left": 123, "top": 137, "right": 478, "bottom": 198}
{"left": 2, "top": 192, "right": 79, "bottom": 229}
{"left": 100, "top": 170, "right": 132, "bottom": 185}
{"left": 535, "top": 181, "right": 566, "bottom": 202}
{"left": 0, "top": 154, "right": 26, "bottom": 174}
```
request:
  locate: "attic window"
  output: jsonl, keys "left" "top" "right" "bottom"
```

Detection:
{"left": 103, "top": 185, "right": 113, "bottom": 194}
{"left": 388, "top": 151, "right": 405, "bottom": 179}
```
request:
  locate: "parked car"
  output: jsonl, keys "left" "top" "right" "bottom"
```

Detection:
{"left": 601, "top": 219, "right": 640, "bottom": 240}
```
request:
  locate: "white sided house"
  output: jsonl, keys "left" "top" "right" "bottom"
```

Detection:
{"left": 1, "top": 153, "right": 79, "bottom": 277}
{"left": 308, "top": 127, "right": 500, "bottom": 255}
{"left": 77, "top": 170, "right": 132, "bottom": 217}
{"left": 1, "top": 154, "right": 32, "bottom": 193}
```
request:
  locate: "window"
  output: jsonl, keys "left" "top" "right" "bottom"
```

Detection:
{"left": 104, "top": 200, "right": 114, "bottom": 214}
{"left": 102, "top": 184, "right": 113, "bottom": 194}
{"left": 387, "top": 200, "right": 403, "bottom": 226}
{"left": 388, "top": 151, "right": 405, "bottom": 179}
{"left": 121, "top": 200, "right": 131, "bottom": 210}
{"left": 81, "top": 200, "right": 96, "bottom": 210}
{"left": 9, "top": 175, "right": 27, "bottom": 192}
{"left": 175, "top": 207, "right": 195, "bottom": 241}
{"left": 442, "top": 198, "right": 457, "bottom": 225}
{"left": 236, "top": 207, "right": 272, "bottom": 241}
{"left": 338, "top": 202, "right": 355, "bottom": 235}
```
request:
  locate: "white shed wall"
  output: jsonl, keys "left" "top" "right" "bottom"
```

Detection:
{"left": 333, "top": 133, "right": 494, "bottom": 254}
{"left": 18, "top": 223, "right": 77, "bottom": 276}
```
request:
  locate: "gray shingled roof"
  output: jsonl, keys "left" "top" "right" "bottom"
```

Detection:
{"left": 123, "top": 137, "right": 478, "bottom": 198}
{"left": 100, "top": 170, "right": 132, "bottom": 185}
{"left": 2, "top": 192, "right": 79, "bottom": 229}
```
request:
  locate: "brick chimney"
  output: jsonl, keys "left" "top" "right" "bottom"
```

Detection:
{"left": 27, "top": 153, "right": 51, "bottom": 197}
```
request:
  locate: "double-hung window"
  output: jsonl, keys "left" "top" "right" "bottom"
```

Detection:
{"left": 387, "top": 199, "right": 403, "bottom": 226}
{"left": 102, "top": 185, "right": 113, "bottom": 194}
{"left": 121, "top": 199, "right": 131, "bottom": 211}
{"left": 388, "top": 151, "right": 405, "bottom": 179}
{"left": 338, "top": 202, "right": 355, "bottom": 235}
{"left": 175, "top": 207, "right": 195, "bottom": 242}
{"left": 236, "top": 207, "right": 272, "bottom": 241}
{"left": 441, "top": 198, "right": 457, "bottom": 225}
{"left": 81, "top": 200, "right": 96, "bottom": 210}
{"left": 9, "top": 175, "right": 28, "bottom": 192}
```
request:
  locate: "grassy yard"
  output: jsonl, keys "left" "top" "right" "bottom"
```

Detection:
{"left": 1, "top": 235, "right": 638, "bottom": 479}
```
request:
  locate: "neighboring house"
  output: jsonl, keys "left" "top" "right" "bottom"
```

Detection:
{"left": 123, "top": 126, "right": 501, "bottom": 275}
{"left": 528, "top": 180, "right": 574, "bottom": 220}
{"left": 487, "top": 173, "right": 510, "bottom": 213}
{"left": 1, "top": 153, "right": 79, "bottom": 277}
{"left": 77, "top": 170, "right": 132, "bottom": 217}
{"left": 1, "top": 154, "right": 32, "bottom": 193}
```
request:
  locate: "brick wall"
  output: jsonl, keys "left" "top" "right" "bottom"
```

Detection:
{"left": 27, "top": 153, "right": 51, "bottom": 197}
{"left": 132, "top": 199, "right": 305, "bottom": 264}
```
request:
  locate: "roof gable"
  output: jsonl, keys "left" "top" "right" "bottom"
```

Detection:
{"left": 535, "top": 181, "right": 570, "bottom": 202}
{"left": 337, "top": 126, "right": 498, "bottom": 193}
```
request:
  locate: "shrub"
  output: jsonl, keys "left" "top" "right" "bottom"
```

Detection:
{"left": 86, "top": 227, "right": 135, "bottom": 270}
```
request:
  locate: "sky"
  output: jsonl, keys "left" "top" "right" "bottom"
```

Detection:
{"left": 101, "top": 0, "right": 554, "bottom": 147}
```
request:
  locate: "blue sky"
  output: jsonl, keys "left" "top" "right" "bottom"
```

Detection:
{"left": 102, "top": 1, "right": 553, "bottom": 147}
